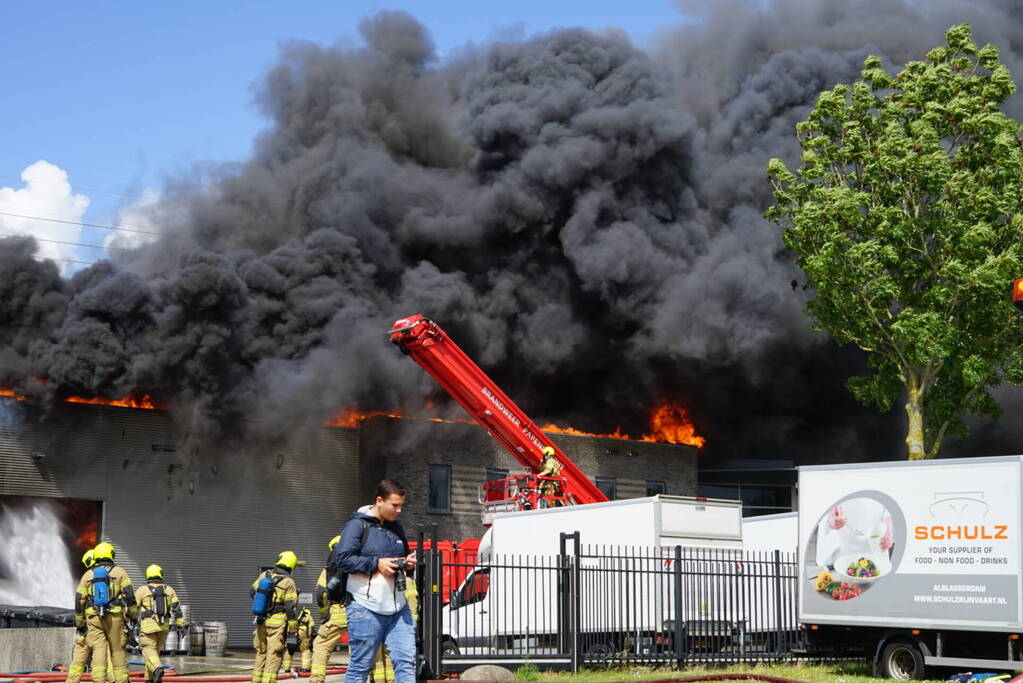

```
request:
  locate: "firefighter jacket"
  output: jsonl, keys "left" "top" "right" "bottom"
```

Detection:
{"left": 315, "top": 569, "right": 348, "bottom": 628}
{"left": 250, "top": 570, "right": 298, "bottom": 629}
{"left": 75, "top": 562, "right": 136, "bottom": 624}
{"left": 134, "top": 581, "right": 186, "bottom": 634}
{"left": 538, "top": 455, "right": 561, "bottom": 478}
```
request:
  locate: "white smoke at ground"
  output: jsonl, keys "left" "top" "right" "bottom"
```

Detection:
{"left": 0, "top": 500, "right": 75, "bottom": 608}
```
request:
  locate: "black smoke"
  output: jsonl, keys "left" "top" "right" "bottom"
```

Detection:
{"left": 3, "top": 1, "right": 1023, "bottom": 465}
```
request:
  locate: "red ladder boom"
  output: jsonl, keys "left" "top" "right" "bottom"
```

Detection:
{"left": 388, "top": 315, "right": 609, "bottom": 514}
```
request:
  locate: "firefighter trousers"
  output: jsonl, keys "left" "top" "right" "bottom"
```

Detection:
{"left": 140, "top": 630, "right": 168, "bottom": 679}
{"left": 68, "top": 633, "right": 114, "bottom": 683}
{"left": 309, "top": 621, "right": 346, "bottom": 683}
{"left": 369, "top": 645, "right": 394, "bottom": 683}
{"left": 252, "top": 621, "right": 288, "bottom": 683}
{"left": 281, "top": 630, "right": 311, "bottom": 671}
{"left": 86, "top": 614, "right": 129, "bottom": 683}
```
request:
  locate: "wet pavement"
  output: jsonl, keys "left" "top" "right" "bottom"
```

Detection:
{"left": 136, "top": 650, "right": 349, "bottom": 679}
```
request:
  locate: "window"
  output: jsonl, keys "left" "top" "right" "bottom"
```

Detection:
{"left": 485, "top": 467, "right": 508, "bottom": 481}
{"left": 456, "top": 569, "right": 490, "bottom": 607}
{"left": 645, "top": 480, "right": 666, "bottom": 496}
{"left": 428, "top": 464, "right": 452, "bottom": 513}
{"left": 595, "top": 476, "right": 617, "bottom": 500}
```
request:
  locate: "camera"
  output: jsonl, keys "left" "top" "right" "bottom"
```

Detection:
{"left": 394, "top": 560, "right": 408, "bottom": 592}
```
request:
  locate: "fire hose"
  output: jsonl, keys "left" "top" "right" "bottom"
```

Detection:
{"left": 0, "top": 668, "right": 347, "bottom": 683}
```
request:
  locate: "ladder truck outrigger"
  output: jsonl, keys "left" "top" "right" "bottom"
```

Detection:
{"left": 388, "top": 314, "right": 609, "bottom": 524}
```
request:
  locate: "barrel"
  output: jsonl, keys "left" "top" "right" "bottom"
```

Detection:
{"left": 162, "top": 629, "right": 178, "bottom": 654}
{"left": 177, "top": 606, "right": 191, "bottom": 654}
{"left": 203, "top": 621, "right": 228, "bottom": 657}
{"left": 190, "top": 622, "right": 205, "bottom": 656}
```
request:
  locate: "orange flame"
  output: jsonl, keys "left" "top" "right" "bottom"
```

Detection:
{"left": 327, "top": 406, "right": 472, "bottom": 428}
{"left": 640, "top": 400, "right": 706, "bottom": 448}
{"left": 541, "top": 400, "right": 705, "bottom": 448}
{"left": 0, "top": 388, "right": 162, "bottom": 409}
{"left": 65, "top": 394, "right": 162, "bottom": 409}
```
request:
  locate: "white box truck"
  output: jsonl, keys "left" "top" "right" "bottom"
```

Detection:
{"left": 441, "top": 495, "right": 743, "bottom": 664}
{"left": 799, "top": 456, "right": 1023, "bottom": 680}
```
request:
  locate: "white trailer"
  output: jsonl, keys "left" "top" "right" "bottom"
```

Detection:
{"left": 742, "top": 512, "right": 798, "bottom": 554}
{"left": 441, "top": 495, "right": 743, "bottom": 662}
{"left": 799, "top": 456, "right": 1023, "bottom": 680}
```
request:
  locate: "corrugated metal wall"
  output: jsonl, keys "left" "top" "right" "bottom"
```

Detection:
{"left": 0, "top": 400, "right": 360, "bottom": 647}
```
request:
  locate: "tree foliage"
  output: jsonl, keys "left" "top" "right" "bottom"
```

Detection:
{"left": 766, "top": 24, "right": 1023, "bottom": 459}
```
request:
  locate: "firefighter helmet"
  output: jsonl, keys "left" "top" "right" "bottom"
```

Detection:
{"left": 93, "top": 542, "right": 115, "bottom": 561}
{"left": 81, "top": 549, "right": 95, "bottom": 569}
{"left": 146, "top": 564, "right": 164, "bottom": 580}
{"left": 541, "top": 446, "right": 555, "bottom": 457}
{"left": 277, "top": 551, "right": 299, "bottom": 571}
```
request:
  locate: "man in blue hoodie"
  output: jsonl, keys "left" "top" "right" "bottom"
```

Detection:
{"left": 337, "top": 479, "right": 418, "bottom": 683}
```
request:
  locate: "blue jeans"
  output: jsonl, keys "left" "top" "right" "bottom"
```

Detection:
{"left": 343, "top": 601, "right": 415, "bottom": 683}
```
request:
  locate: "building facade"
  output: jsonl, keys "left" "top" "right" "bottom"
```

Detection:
{"left": 1, "top": 401, "right": 697, "bottom": 647}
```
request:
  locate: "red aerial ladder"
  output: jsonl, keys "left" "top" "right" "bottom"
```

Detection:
{"left": 388, "top": 314, "right": 609, "bottom": 524}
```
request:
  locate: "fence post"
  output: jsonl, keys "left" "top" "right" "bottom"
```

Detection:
{"left": 772, "top": 549, "right": 784, "bottom": 657}
{"left": 415, "top": 524, "right": 441, "bottom": 679}
{"left": 559, "top": 532, "right": 580, "bottom": 673}
{"left": 673, "top": 545, "right": 685, "bottom": 669}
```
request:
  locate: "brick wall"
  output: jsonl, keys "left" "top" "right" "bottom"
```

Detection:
{"left": 356, "top": 416, "right": 696, "bottom": 541}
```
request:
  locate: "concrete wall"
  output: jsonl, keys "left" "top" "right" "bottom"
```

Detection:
{"left": 0, "top": 400, "right": 361, "bottom": 648}
{"left": 357, "top": 416, "right": 697, "bottom": 542}
{"left": 0, "top": 627, "right": 75, "bottom": 672}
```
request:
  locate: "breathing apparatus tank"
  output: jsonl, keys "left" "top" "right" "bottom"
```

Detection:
{"left": 251, "top": 572, "right": 275, "bottom": 622}
{"left": 91, "top": 566, "right": 111, "bottom": 616}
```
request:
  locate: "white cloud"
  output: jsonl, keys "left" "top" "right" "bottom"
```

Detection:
{"left": 0, "top": 161, "right": 90, "bottom": 272}
{"left": 103, "top": 187, "right": 162, "bottom": 253}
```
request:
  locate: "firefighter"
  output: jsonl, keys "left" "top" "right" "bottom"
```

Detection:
{"left": 310, "top": 536, "right": 346, "bottom": 683}
{"left": 251, "top": 551, "right": 299, "bottom": 683}
{"left": 537, "top": 446, "right": 562, "bottom": 506}
{"left": 135, "top": 564, "right": 186, "bottom": 683}
{"left": 281, "top": 607, "right": 314, "bottom": 673}
{"left": 75, "top": 542, "right": 136, "bottom": 683}
{"left": 68, "top": 549, "right": 102, "bottom": 683}
{"left": 368, "top": 578, "right": 419, "bottom": 683}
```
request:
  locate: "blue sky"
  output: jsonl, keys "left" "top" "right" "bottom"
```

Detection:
{"left": 0, "top": 1, "right": 686, "bottom": 270}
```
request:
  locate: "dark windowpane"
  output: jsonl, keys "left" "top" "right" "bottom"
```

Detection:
{"left": 645, "top": 480, "right": 666, "bottom": 496}
{"left": 428, "top": 464, "right": 451, "bottom": 513}
{"left": 595, "top": 477, "right": 617, "bottom": 500}
{"left": 485, "top": 468, "right": 508, "bottom": 481}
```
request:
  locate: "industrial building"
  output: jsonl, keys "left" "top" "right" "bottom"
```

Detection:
{"left": 0, "top": 399, "right": 696, "bottom": 647}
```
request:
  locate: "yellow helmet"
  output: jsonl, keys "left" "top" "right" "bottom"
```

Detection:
{"left": 93, "top": 542, "right": 115, "bottom": 561}
{"left": 328, "top": 535, "right": 340, "bottom": 551}
{"left": 541, "top": 446, "right": 555, "bottom": 457}
{"left": 276, "top": 551, "right": 299, "bottom": 571}
{"left": 146, "top": 564, "right": 163, "bottom": 580}
{"left": 81, "top": 549, "right": 95, "bottom": 569}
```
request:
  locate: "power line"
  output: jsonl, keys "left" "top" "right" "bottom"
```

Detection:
{"left": 0, "top": 233, "right": 126, "bottom": 251}
{"left": 0, "top": 210, "right": 161, "bottom": 235}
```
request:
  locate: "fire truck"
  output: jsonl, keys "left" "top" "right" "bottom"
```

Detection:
{"left": 388, "top": 314, "right": 609, "bottom": 525}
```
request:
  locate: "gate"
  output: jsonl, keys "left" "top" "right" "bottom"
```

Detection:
{"left": 416, "top": 527, "right": 801, "bottom": 675}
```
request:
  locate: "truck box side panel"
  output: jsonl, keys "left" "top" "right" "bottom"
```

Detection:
{"left": 798, "top": 457, "right": 1023, "bottom": 631}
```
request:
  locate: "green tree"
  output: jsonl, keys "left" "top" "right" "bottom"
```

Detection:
{"left": 766, "top": 24, "right": 1023, "bottom": 460}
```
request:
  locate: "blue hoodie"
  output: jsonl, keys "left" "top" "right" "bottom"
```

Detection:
{"left": 336, "top": 507, "right": 409, "bottom": 614}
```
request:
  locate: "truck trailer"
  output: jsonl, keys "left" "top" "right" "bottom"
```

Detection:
{"left": 799, "top": 455, "right": 1023, "bottom": 680}
{"left": 441, "top": 495, "right": 744, "bottom": 664}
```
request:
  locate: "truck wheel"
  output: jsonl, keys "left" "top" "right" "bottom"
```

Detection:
{"left": 880, "top": 641, "right": 925, "bottom": 680}
{"left": 441, "top": 638, "right": 460, "bottom": 656}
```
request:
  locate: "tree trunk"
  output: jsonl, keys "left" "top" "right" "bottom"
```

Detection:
{"left": 905, "top": 384, "right": 927, "bottom": 460}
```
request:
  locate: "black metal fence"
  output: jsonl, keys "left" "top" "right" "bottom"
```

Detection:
{"left": 415, "top": 529, "right": 803, "bottom": 675}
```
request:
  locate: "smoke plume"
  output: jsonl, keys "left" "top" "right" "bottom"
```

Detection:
{"left": 4, "top": 0, "right": 1023, "bottom": 464}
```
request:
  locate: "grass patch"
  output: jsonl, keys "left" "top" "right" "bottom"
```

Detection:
{"left": 509, "top": 661, "right": 947, "bottom": 682}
